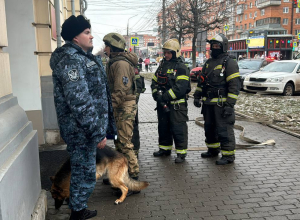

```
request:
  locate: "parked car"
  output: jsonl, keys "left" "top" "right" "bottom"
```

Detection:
{"left": 243, "top": 60, "right": 300, "bottom": 96}
{"left": 150, "top": 58, "right": 157, "bottom": 65}
{"left": 238, "top": 59, "right": 272, "bottom": 88}
{"left": 185, "top": 59, "right": 201, "bottom": 71}
{"left": 190, "top": 65, "right": 203, "bottom": 81}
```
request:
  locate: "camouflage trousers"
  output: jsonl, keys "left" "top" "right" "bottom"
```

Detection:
{"left": 67, "top": 142, "right": 97, "bottom": 211}
{"left": 113, "top": 102, "right": 139, "bottom": 177}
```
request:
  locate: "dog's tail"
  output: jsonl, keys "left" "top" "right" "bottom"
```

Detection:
{"left": 123, "top": 175, "right": 149, "bottom": 191}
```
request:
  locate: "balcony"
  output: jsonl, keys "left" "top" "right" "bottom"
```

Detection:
{"left": 236, "top": 29, "right": 243, "bottom": 34}
{"left": 257, "top": 0, "right": 281, "bottom": 9}
{"left": 227, "top": 29, "right": 235, "bottom": 35}
{"left": 236, "top": 8, "right": 244, "bottom": 15}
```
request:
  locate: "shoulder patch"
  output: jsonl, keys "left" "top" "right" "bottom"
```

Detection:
{"left": 86, "top": 61, "right": 96, "bottom": 68}
{"left": 122, "top": 76, "right": 128, "bottom": 85}
{"left": 68, "top": 69, "right": 79, "bottom": 82}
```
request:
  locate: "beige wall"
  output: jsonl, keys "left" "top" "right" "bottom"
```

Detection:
{"left": 0, "top": 0, "right": 12, "bottom": 98}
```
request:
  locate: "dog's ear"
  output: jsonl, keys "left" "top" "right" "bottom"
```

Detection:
{"left": 50, "top": 176, "right": 55, "bottom": 182}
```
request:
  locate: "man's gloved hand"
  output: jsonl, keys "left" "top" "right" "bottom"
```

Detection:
{"left": 222, "top": 102, "right": 234, "bottom": 118}
{"left": 194, "top": 98, "right": 201, "bottom": 108}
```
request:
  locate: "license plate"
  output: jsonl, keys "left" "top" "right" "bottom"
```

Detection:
{"left": 250, "top": 83, "right": 262, "bottom": 86}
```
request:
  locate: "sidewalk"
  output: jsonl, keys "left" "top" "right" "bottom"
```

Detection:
{"left": 44, "top": 80, "right": 300, "bottom": 220}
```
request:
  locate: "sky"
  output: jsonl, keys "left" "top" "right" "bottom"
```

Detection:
{"left": 85, "top": 0, "right": 164, "bottom": 53}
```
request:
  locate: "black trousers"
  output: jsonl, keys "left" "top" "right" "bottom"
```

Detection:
{"left": 157, "top": 103, "right": 188, "bottom": 153}
{"left": 132, "top": 109, "right": 140, "bottom": 152}
{"left": 202, "top": 104, "right": 236, "bottom": 154}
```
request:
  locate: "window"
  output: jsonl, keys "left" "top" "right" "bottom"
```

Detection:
{"left": 261, "top": 9, "right": 265, "bottom": 16}
{"left": 296, "top": 8, "right": 300, "bottom": 13}
{"left": 249, "top": 13, "right": 252, "bottom": 18}
{"left": 296, "top": 18, "right": 300, "bottom": 24}
{"left": 240, "top": 25, "right": 243, "bottom": 29}
{"left": 245, "top": 4, "right": 248, "bottom": 9}
{"left": 236, "top": 17, "right": 239, "bottom": 22}
{"left": 255, "top": 1, "right": 257, "bottom": 6}
{"left": 245, "top": 24, "right": 247, "bottom": 29}
{"left": 254, "top": 11, "right": 257, "bottom": 17}
{"left": 250, "top": 2, "right": 252, "bottom": 8}
{"left": 245, "top": 14, "right": 247, "bottom": 20}
{"left": 295, "top": 30, "right": 300, "bottom": 35}
{"left": 283, "top": 7, "right": 289, "bottom": 13}
{"left": 240, "top": 15, "right": 243, "bottom": 21}
{"left": 283, "top": 18, "right": 288, "bottom": 25}
{"left": 283, "top": 0, "right": 289, "bottom": 2}
{"left": 249, "top": 23, "right": 252, "bottom": 28}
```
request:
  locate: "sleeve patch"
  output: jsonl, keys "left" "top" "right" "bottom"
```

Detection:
{"left": 122, "top": 76, "right": 129, "bottom": 85}
{"left": 68, "top": 69, "right": 79, "bottom": 81}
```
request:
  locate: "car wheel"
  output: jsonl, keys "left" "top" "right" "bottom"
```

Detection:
{"left": 283, "top": 83, "right": 294, "bottom": 96}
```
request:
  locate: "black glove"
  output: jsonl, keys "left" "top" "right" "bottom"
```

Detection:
{"left": 194, "top": 98, "right": 201, "bottom": 108}
{"left": 222, "top": 102, "right": 234, "bottom": 118}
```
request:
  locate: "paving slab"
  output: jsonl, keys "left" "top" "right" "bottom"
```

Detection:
{"left": 44, "top": 80, "right": 300, "bottom": 220}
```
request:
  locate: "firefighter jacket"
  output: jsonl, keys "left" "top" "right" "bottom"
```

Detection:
{"left": 151, "top": 57, "right": 191, "bottom": 103}
{"left": 193, "top": 53, "right": 241, "bottom": 106}
{"left": 50, "top": 42, "right": 117, "bottom": 146}
{"left": 106, "top": 52, "right": 138, "bottom": 108}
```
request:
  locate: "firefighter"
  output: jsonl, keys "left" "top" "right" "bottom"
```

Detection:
{"left": 151, "top": 38, "right": 191, "bottom": 163}
{"left": 193, "top": 33, "right": 241, "bottom": 165}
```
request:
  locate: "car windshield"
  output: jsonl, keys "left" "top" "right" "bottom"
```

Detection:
{"left": 238, "top": 60, "right": 262, "bottom": 70}
{"left": 261, "top": 62, "right": 297, "bottom": 73}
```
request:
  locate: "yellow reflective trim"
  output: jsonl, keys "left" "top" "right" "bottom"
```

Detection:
{"left": 176, "top": 149, "right": 187, "bottom": 154}
{"left": 152, "top": 88, "right": 157, "bottom": 94}
{"left": 206, "top": 142, "right": 220, "bottom": 148}
{"left": 170, "top": 99, "right": 185, "bottom": 104}
{"left": 210, "top": 97, "right": 227, "bottom": 102}
{"left": 203, "top": 97, "right": 207, "bottom": 101}
{"left": 196, "top": 87, "right": 202, "bottom": 92}
{"left": 228, "top": 93, "right": 238, "bottom": 100}
{"left": 152, "top": 74, "right": 157, "bottom": 82}
{"left": 206, "top": 64, "right": 209, "bottom": 68}
{"left": 159, "top": 145, "right": 172, "bottom": 150}
{"left": 226, "top": 72, "right": 240, "bottom": 82}
{"left": 135, "top": 75, "right": 141, "bottom": 79}
{"left": 167, "top": 69, "right": 174, "bottom": 74}
{"left": 168, "top": 89, "right": 177, "bottom": 99}
{"left": 176, "top": 75, "right": 189, "bottom": 81}
{"left": 221, "top": 150, "right": 236, "bottom": 156}
{"left": 214, "top": 65, "right": 222, "bottom": 70}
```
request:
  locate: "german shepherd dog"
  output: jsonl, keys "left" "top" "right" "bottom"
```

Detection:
{"left": 50, "top": 146, "right": 149, "bottom": 209}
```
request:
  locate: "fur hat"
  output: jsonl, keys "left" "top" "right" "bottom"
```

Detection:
{"left": 61, "top": 15, "right": 91, "bottom": 41}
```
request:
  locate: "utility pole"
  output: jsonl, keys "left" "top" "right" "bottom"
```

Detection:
{"left": 162, "top": 0, "right": 166, "bottom": 44}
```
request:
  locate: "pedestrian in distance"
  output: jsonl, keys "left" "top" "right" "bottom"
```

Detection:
{"left": 193, "top": 33, "right": 241, "bottom": 165}
{"left": 103, "top": 33, "right": 141, "bottom": 196}
{"left": 151, "top": 38, "right": 191, "bottom": 163}
{"left": 144, "top": 57, "right": 150, "bottom": 72}
{"left": 138, "top": 57, "right": 143, "bottom": 71}
{"left": 50, "top": 15, "right": 117, "bottom": 220}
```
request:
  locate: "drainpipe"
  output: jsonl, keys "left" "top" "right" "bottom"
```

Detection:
{"left": 81, "top": 0, "right": 88, "bottom": 15}
{"left": 54, "top": 0, "right": 61, "bottom": 47}
{"left": 71, "top": 0, "right": 76, "bottom": 15}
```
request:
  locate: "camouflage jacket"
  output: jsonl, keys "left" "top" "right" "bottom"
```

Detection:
{"left": 106, "top": 52, "right": 138, "bottom": 108}
{"left": 50, "top": 42, "right": 117, "bottom": 146}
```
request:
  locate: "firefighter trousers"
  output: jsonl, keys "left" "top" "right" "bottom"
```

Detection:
{"left": 157, "top": 103, "right": 188, "bottom": 154}
{"left": 202, "top": 104, "right": 236, "bottom": 155}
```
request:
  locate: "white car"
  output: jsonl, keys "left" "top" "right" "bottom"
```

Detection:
{"left": 243, "top": 60, "right": 300, "bottom": 96}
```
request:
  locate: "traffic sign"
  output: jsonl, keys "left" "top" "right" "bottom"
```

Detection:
{"left": 224, "top": 25, "right": 229, "bottom": 31}
{"left": 130, "top": 37, "right": 139, "bottom": 46}
{"left": 246, "top": 39, "right": 250, "bottom": 44}
{"left": 298, "top": 33, "right": 300, "bottom": 39}
{"left": 293, "top": 42, "right": 297, "bottom": 47}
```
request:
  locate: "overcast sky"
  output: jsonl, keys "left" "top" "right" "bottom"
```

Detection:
{"left": 85, "top": 0, "right": 163, "bottom": 52}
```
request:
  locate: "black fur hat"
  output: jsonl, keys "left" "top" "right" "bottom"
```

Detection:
{"left": 61, "top": 15, "right": 91, "bottom": 41}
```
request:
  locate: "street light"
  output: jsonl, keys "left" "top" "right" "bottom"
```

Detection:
{"left": 127, "top": 15, "right": 138, "bottom": 51}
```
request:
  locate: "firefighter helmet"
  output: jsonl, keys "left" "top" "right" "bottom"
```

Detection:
{"left": 103, "top": 33, "right": 126, "bottom": 50}
{"left": 162, "top": 38, "right": 181, "bottom": 58}
{"left": 207, "top": 33, "right": 228, "bottom": 53}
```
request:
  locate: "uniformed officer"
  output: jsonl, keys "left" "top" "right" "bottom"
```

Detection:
{"left": 50, "top": 15, "right": 116, "bottom": 219}
{"left": 193, "top": 33, "right": 241, "bottom": 165}
{"left": 151, "top": 38, "right": 191, "bottom": 163}
{"left": 103, "top": 33, "right": 140, "bottom": 195}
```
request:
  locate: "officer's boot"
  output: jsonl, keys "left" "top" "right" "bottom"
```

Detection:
{"left": 69, "top": 208, "right": 97, "bottom": 220}
{"left": 201, "top": 148, "right": 220, "bottom": 158}
{"left": 216, "top": 155, "right": 235, "bottom": 165}
{"left": 153, "top": 149, "right": 171, "bottom": 157}
{"left": 175, "top": 154, "right": 186, "bottom": 163}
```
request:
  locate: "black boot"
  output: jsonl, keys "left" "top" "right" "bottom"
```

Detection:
{"left": 153, "top": 149, "right": 171, "bottom": 157}
{"left": 175, "top": 154, "right": 186, "bottom": 163}
{"left": 69, "top": 208, "right": 97, "bottom": 220}
{"left": 216, "top": 155, "right": 235, "bottom": 165}
{"left": 201, "top": 148, "right": 220, "bottom": 158}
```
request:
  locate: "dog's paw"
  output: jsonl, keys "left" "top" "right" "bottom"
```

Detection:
{"left": 114, "top": 199, "right": 122, "bottom": 205}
